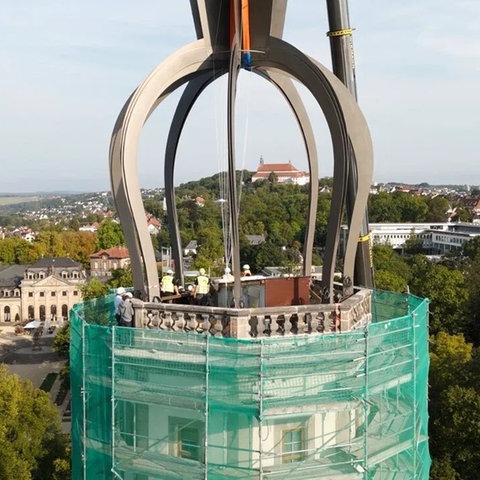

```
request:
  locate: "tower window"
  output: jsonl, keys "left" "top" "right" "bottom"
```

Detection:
{"left": 282, "top": 427, "right": 306, "bottom": 463}
{"left": 169, "top": 418, "right": 203, "bottom": 462}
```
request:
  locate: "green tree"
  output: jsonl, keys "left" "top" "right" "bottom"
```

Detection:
{"left": 393, "top": 192, "right": 428, "bottom": 222}
{"left": 410, "top": 263, "right": 468, "bottom": 335}
{"left": 426, "top": 196, "right": 450, "bottom": 222}
{"left": 464, "top": 254, "right": 480, "bottom": 344}
{"left": 52, "top": 323, "right": 70, "bottom": 358}
{"left": 0, "top": 238, "right": 16, "bottom": 263}
{"left": 143, "top": 198, "right": 163, "bottom": 218}
{"left": 0, "top": 366, "right": 68, "bottom": 479}
{"left": 36, "top": 231, "right": 66, "bottom": 257}
{"left": 373, "top": 269, "right": 407, "bottom": 292}
{"left": 368, "top": 192, "right": 401, "bottom": 222}
{"left": 463, "top": 236, "right": 480, "bottom": 260}
{"left": 96, "top": 220, "right": 125, "bottom": 250}
{"left": 429, "top": 333, "right": 475, "bottom": 480}
{"left": 403, "top": 231, "right": 423, "bottom": 254}
{"left": 372, "top": 244, "right": 411, "bottom": 283}
{"left": 107, "top": 266, "right": 133, "bottom": 290}
{"left": 430, "top": 456, "right": 459, "bottom": 480}
{"left": 81, "top": 277, "right": 109, "bottom": 302}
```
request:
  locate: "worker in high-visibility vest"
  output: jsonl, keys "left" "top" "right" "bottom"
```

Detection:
{"left": 161, "top": 269, "right": 178, "bottom": 298}
{"left": 193, "top": 267, "right": 211, "bottom": 305}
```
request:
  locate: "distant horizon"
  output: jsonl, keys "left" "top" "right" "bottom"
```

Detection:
{"left": 0, "top": 179, "right": 479, "bottom": 197}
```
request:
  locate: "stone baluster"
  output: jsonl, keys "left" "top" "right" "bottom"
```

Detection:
{"left": 315, "top": 311, "right": 325, "bottom": 333}
{"left": 284, "top": 314, "right": 294, "bottom": 335}
{"left": 184, "top": 313, "right": 195, "bottom": 332}
{"left": 293, "top": 313, "right": 301, "bottom": 334}
{"left": 274, "top": 314, "right": 285, "bottom": 336}
{"left": 145, "top": 310, "right": 153, "bottom": 328}
{"left": 175, "top": 311, "right": 186, "bottom": 332}
{"left": 262, "top": 315, "right": 272, "bottom": 337}
{"left": 148, "top": 310, "right": 160, "bottom": 329}
{"left": 221, "top": 313, "right": 231, "bottom": 337}
{"left": 163, "top": 311, "right": 173, "bottom": 330}
{"left": 248, "top": 315, "right": 259, "bottom": 338}
{"left": 195, "top": 313, "right": 207, "bottom": 333}
{"left": 210, "top": 314, "right": 222, "bottom": 337}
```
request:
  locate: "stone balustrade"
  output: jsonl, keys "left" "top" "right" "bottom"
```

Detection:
{"left": 131, "top": 289, "right": 371, "bottom": 339}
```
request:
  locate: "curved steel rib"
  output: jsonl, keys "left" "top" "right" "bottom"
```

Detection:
{"left": 110, "top": 40, "right": 219, "bottom": 300}
{"left": 252, "top": 38, "right": 373, "bottom": 302}
{"left": 109, "top": 7, "right": 372, "bottom": 303}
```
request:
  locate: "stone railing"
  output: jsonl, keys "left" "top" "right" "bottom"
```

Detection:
{"left": 131, "top": 289, "right": 371, "bottom": 339}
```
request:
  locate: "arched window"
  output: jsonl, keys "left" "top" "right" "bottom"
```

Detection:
{"left": 28, "top": 305, "right": 35, "bottom": 319}
{"left": 4, "top": 306, "right": 10, "bottom": 322}
{"left": 39, "top": 305, "right": 46, "bottom": 321}
{"left": 62, "top": 304, "right": 68, "bottom": 321}
{"left": 50, "top": 305, "right": 57, "bottom": 320}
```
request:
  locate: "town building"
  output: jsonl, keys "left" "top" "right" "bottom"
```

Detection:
{"left": 340, "top": 222, "right": 480, "bottom": 255}
{"left": 146, "top": 214, "right": 161, "bottom": 235}
{"left": 90, "top": 246, "right": 131, "bottom": 278}
{"left": 251, "top": 158, "right": 309, "bottom": 185}
{"left": 0, "top": 257, "right": 86, "bottom": 323}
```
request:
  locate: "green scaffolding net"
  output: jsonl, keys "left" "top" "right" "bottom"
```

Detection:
{"left": 70, "top": 290, "right": 430, "bottom": 479}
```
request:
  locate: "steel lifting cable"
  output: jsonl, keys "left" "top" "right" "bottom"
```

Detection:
{"left": 213, "top": 1, "right": 232, "bottom": 269}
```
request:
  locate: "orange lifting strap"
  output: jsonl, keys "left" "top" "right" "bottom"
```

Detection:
{"left": 229, "top": 0, "right": 251, "bottom": 53}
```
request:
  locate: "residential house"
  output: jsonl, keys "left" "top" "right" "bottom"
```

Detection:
{"left": 90, "top": 246, "right": 131, "bottom": 278}
{"left": 146, "top": 214, "right": 161, "bottom": 235}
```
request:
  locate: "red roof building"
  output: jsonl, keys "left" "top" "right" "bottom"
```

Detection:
{"left": 251, "top": 158, "right": 309, "bottom": 185}
{"left": 90, "top": 246, "right": 130, "bottom": 278}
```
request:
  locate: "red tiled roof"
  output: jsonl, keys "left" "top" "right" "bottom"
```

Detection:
{"left": 90, "top": 246, "right": 130, "bottom": 259}
{"left": 146, "top": 214, "right": 161, "bottom": 227}
{"left": 256, "top": 163, "right": 299, "bottom": 173}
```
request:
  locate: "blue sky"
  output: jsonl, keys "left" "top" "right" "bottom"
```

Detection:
{"left": 1, "top": 1, "right": 479, "bottom": 192}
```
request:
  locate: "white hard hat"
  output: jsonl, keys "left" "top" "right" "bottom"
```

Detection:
{"left": 116, "top": 287, "right": 126, "bottom": 295}
{"left": 124, "top": 292, "right": 133, "bottom": 298}
{"left": 167, "top": 269, "right": 173, "bottom": 274}
{"left": 243, "top": 264, "right": 250, "bottom": 270}
{"left": 199, "top": 268, "right": 206, "bottom": 275}
{"left": 224, "top": 267, "right": 231, "bottom": 273}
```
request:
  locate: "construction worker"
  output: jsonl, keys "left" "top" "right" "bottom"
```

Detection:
{"left": 222, "top": 267, "right": 234, "bottom": 282}
{"left": 193, "top": 267, "right": 210, "bottom": 305}
{"left": 161, "top": 269, "right": 178, "bottom": 298}
{"left": 242, "top": 264, "right": 252, "bottom": 277}
{"left": 114, "top": 286, "right": 126, "bottom": 324}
